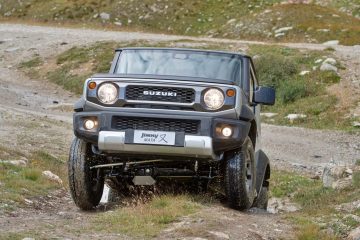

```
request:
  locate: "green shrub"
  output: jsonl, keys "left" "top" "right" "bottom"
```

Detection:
{"left": 278, "top": 80, "right": 308, "bottom": 103}
{"left": 253, "top": 54, "right": 298, "bottom": 88}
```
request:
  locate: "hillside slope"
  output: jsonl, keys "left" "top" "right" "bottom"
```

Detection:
{"left": 0, "top": 0, "right": 359, "bottom": 45}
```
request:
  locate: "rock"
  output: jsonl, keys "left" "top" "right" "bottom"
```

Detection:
{"left": 100, "top": 12, "right": 110, "bottom": 21}
{"left": 268, "top": 197, "right": 301, "bottom": 214}
{"left": 320, "top": 62, "right": 337, "bottom": 72}
{"left": 208, "top": 231, "right": 230, "bottom": 239}
{"left": 274, "top": 26, "right": 293, "bottom": 33}
{"left": 299, "top": 70, "right": 310, "bottom": 76}
{"left": 261, "top": 112, "right": 278, "bottom": 118}
{"left": 323, "top": 40, "right": 339, "bottom": 46}
{"left": 226, "top": 19, "right": 236, "bottom": 25}
{"left": 114, "top": 21, "right": 122, "bottom": 26}
{"left": 353, "top": 122, "right": 360, "bottom": 127}
{"left": 24, "top": 199, "right": 33, "bottom": 205}
{"left": 5, "top": 47, "right": 20, "bottom": 52}
{"left": 315, "top": 59, "right": 323, "bottom": 64}
{"left": 323, "top": 58, "right": 337, "bottom": 65}
{"left": 0, "top": 160, "right": 27, "bottom": 166}
{"left": 348, "top": 227, "right": 360, "bottom": 240}
{"left": 42, "top": 171, "right": 63, "bottom": 185}
{"left": 285, "top": 114, "right": 307, "bottom": 123}
{"left": 275, "top": 32, "right": 285, "bottom": 38}
{"left": 322, "top": 164, "right": 352, "bottom": 189}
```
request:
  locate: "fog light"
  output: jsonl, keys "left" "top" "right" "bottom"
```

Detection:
{"left": 222, "top": 127, "right": 233, "bottom": 137}
{"left": 84, "top": 119, "right": 96, "bottom": 130}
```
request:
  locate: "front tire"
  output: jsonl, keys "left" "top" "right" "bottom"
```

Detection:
{"left": 224, "top": 136, "right": 256, "bottom": 210}
{"left": 68, "top": 137, "right": 104, "bottom": 210}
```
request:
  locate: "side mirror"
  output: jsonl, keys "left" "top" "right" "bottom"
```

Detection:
{"left": 253, "top": 86, "right": 275, "bottom": 105}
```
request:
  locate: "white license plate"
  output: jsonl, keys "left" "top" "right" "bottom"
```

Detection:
{"left": 133, "top": 130, "right": 176, "bottom": 146}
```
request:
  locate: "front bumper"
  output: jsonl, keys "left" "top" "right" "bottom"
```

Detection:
{"left": 98, "top": 131, "right": 216, "bottom": 159}
{"left": 74, "top": 111, "right": 251, "bottom": 160}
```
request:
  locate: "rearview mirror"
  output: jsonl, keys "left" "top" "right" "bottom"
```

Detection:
{"left": 253, "top": 86, "right": 275, "bottom": 105}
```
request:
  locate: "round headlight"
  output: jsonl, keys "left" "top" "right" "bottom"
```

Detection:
{"left": 204, "top": 88, "right": 225, "bottom": 110}
{"left": 97, "top": 83, "right": 118, "bottom": 104}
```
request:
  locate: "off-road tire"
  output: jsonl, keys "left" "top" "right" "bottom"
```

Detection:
{"left": 224, "top": 136, "right": 256, "bottom": 210}
{"left": 252, "top": 186, "right": 268, "bottom": 210}
{"left": 68, "top": 137, "right": 104, "bottom": 210}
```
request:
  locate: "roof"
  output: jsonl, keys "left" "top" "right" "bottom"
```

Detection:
{"left": 115, "top": 47, "right": 250, "bottom": 58}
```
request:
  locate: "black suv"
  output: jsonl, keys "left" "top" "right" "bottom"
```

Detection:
{"left": 68, "top": 48, "right": 275, "bottom": 211}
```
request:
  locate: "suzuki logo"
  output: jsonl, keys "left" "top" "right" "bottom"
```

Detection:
{"left": 143, "top": 90, "right": 177, "bottom": 97}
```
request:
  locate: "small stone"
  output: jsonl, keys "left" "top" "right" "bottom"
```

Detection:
{"left": 320, "top": 63, "right": 337, "bottom": 72}
{"left": 315, "top": 59, "right": 323, "bottom": 64}
{"left": 42, "top": 171, "right": 63, "bottom": 185}
{"left": 24, "top": 199, "right": 33, "bottom": 204}
{"left": 285, "top": 114, "right": 307, "bottom": 123}
{"left": 114, "top": 21, "right": 122, "bottom": 26}
{"left": 347, "top": 227, "right": 360, "bottom": 240}
{"left": 0, "top": 160, "right": 27, "bottom": 166}
{"left": 261, "top": 112, "right": 278, "bottom": 118}
{"left": 208, "top": 231, "right": 230, "bottom": 239}
{"left": 323, "top": 40, "right": 339, "bottom": 46}
{"left": 52, "top": 100, "right": 59, "bottom": 104}
{"left": 22, "top": 238, "right": 35, "bottom": 240}
{"left": 353, "top": 121, "right": 360, "bottom": 127}
{"left": 5, "top": 47, "right": 20, "bottom": 52}
{"left": 226, "top": 19, "right": 236, "bottom": 25}
{"left": 299, "top": 70, "right": 310, "bottom": 76}
{"left": 274, "top": 26, "right": 293, "bottom": 33}
{"left": 99, "top": 12, "right": 110, "bottom": 21}
{"left": 323, "top": 58, "right": 337, "bottom": 65}
{"left": 275, "top": 32, "right": 285, "bottom": 38}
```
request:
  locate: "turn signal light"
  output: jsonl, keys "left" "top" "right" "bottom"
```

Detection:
{"left": 88, "top": 82, "right": 97, "bottom": 90}
{"left": 226, "top": 89, "right": 236, "bottom": 97}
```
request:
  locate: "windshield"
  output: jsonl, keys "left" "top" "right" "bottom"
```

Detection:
{"left": 116, "top": 49, "right": 242, "bottom": 82}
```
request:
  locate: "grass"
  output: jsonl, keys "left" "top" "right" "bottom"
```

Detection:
{"left": 0, "top": 146, "right": 66, "bottom": 213}
{"left": 271, "top": 169, "right": 360, "bottom": 239}
{"left": 0, "top": 1, "right": 359, "bottom": 45}
{"left": 93, "top": 194, "right": 200, "bottom": 237}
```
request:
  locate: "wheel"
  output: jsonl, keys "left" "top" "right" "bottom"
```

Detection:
{"left": 224, "top": 136, "right": 256, "bottom": 210}
{"left": 68, "top": 137, "right": 104, "bottom": 210}
{"left": 252, "top": 186, "right": 269, "bottom": 210}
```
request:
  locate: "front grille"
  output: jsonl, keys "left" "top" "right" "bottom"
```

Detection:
{"left": 112, "top": 117, "right": 200, "bottom": 134}
{"left": 126, "top": 86, "right": 195, "bottom": 103}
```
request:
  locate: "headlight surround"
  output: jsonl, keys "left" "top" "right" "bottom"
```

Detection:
{"left": 97, "top": 83, "right": 118, "bottom": 104}
{"left": 203, "top": 88, "right": 225, "bottom": 110}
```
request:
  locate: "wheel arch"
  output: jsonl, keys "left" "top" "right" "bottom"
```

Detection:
{"left": 255, "top": 150, "right": 271, "bottom": 193}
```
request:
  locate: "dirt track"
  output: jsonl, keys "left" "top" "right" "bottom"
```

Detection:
{"left": 0, "top": 23, "right": 359, "bottom": 239}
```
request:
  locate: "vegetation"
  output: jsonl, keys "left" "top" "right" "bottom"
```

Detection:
{"left": 0, "top": 146, "right": 66, "bottom": 213}
{"left": 0, "top": 0, "right": 359, "bottom": 45}
{"left": 271, "top": 169, "right": 360, "bottom": 239}
{"left": 93, "top": 194, "right": 200, "bottom": 237}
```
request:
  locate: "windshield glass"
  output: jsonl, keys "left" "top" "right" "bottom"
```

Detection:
{"left": 116, "top": 49, "right": 242, "bottom": 82}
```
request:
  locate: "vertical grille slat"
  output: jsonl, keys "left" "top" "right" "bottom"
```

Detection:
{"left": 126, "top": 86, "right": 195, "bottom": 103}
{"left": 112, "top": 117, "right": 200, "bottom": 135}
